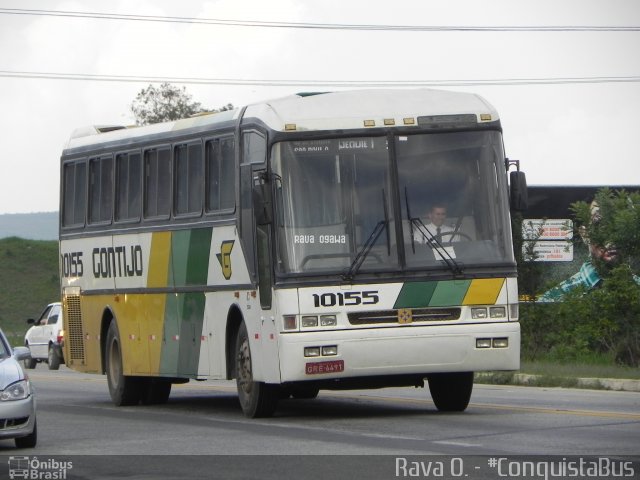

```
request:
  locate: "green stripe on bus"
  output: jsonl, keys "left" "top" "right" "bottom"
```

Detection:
{"left": 160, "top": 228, "right": 211, "bottom": 376}
{"left": 394, "top": 280, "right": 472, "bottom": 308}
{"left": 160, "top": 292, "right": 206, "bottom": 377}
{"left": 429, "top": 280, "right": 472, "bottom": 306}
{"left": 170, "top": 228, "right": 213, "bottom": 287}
{"left": 392, "top": 282, "right": 438, "bottom": 308}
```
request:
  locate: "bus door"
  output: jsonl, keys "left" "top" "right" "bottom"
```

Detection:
{"left": 239, "top": 129, "right": 280, "bottom": 383}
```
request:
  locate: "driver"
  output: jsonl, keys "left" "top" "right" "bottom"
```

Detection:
{"left": 414, "top": 204, "right": 462, "bottom": 243}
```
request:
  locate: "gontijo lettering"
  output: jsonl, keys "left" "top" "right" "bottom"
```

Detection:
{"left": 92, "top": 245, "right": 143, "bottom": 278}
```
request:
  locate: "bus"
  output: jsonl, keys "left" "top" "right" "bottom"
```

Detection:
{"left": 59, "top": 88, "right": 527, "bottom": 417}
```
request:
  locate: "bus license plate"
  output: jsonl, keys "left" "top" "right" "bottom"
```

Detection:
{"left": 305, "top": 360, "right": 344, "bottom": 375}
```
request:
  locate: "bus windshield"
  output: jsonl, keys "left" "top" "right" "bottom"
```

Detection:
{"left": 272, "top": 130, "right": 514, "bottom": 276}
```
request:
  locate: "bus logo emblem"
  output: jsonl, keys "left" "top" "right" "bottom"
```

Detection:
{"left": 216, "top": 240, "right": 235, "bottom": 280}
{"left": 398, "top": 309, "right": 413, "bottom": 324}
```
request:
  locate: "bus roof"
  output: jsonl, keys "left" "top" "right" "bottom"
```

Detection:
{"left": 63, "top": 88, "right": 498, "bottom": 152}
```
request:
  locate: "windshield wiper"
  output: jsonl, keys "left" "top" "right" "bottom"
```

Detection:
{"left": 343, "top": 219, "right": 386, "bottom": 282}
{"left": 405, "top": 188, "right": 463, "bottom": 276}
{"left": 343, "top": 190, "right": 390, "bottom": 282}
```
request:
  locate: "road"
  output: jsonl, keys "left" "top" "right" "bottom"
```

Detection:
{"left": 1, "top": 366, "right": 638, "bottom": 479}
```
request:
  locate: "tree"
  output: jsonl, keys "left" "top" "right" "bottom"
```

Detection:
{"left": 130, "top": 83, "right": 233, "bottom": 126}
{"left": 520, "top": 188, "right": 640, "bottom": 366}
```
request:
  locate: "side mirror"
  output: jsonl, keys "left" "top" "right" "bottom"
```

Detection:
{"left": 252, "top": 172, "right": 273, "bottom": 225}
{"left": 13, "top": 346, "right": 32, "bottom": 361}
{"left": 510, "top": 171, "right": 528, "bottom": 211}
{"left": 26, "top": 318, "right": 35, "bottom": 325}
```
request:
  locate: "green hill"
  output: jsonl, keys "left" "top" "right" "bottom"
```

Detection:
{"left": 0, "top": 237, "right": 59, "bottom": 344}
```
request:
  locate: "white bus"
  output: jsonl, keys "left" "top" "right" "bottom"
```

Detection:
{"left": 60, "top": 88, "right": 527, "bottom": 417}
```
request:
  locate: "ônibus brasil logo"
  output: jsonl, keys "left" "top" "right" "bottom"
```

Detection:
{"left": 8, "top": 456, "right": 73, "bottom": 480}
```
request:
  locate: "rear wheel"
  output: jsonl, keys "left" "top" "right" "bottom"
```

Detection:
{"left": 15, "top": 419, "right": 37, "bottom": 448}
{"left": 427, "top": 372, "right": 474, "bottom": 412}
{"left": 47, "top": 345, "right": 61, "bottom": 370}
{"left": 235, "top": 322, "right": 278, "bottom": 418}
{"left": 105, "top": 321, "right": 143, "bottom": 406}
{"left": 23, "top": 345, "right": 37, "bottom": 370}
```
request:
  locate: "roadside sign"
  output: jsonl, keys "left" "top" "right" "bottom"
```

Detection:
{"left": 522, "top": 219, "right": 573, "bottom": 240}
{"left": 526, "top": 241, "right": 574, "bottom": 262}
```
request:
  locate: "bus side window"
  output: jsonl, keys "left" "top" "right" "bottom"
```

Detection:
{"left": 206, "top": 137, "right": 236, "bottom": 214}
{"left": 115, "top": 152, "right": 142, "bottom": 222}
{"left": 174, "top": 142, "right": 203, "bottom": 216}
{"left": 62, "top": 160, "right": 87, "bottom": 228}
{"left": 88, "top": 156, "right": 113, "bottom": 225}
{"left": 144, "top": 147, "right": 171, "bottom": 219}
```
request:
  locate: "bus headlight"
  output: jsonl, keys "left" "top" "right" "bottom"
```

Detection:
{"left": 471, "top": 307, "right": 487, "bottom": 319}
{"left": 490, "top": 307, "right": 506, "bottom": 319}
{"left": 322, "top": 345, "right": 338, "bottom": 356}
{"left": 320, "top": 315, "right": 337, "bottom": 326}
{"left": 304, "top": 347, "right": 321, "bottom": 357}
{"left": 301, "top": 316, "right": 318, "bottom": 328}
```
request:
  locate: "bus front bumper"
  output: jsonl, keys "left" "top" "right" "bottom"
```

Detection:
{"left": 278, "top": 322, "right": 520, "bottom": 383}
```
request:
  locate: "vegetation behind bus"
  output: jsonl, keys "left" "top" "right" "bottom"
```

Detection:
{"left": 130, "top": 82, "right": 233, "bottom": 126}
{"left": 515, "top": 188, "right": 640, "bottom": 367}
{"left": 0, "top": 237, "right": 59, "bottom": 345}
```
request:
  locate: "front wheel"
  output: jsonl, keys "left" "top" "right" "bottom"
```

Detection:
{"left": 105, "top": 321, "right": 143, "bottom": 406}
{"left": 15, "top": 419, "right": 37, "bottom": 448}
{"left": 235, "top": 322, "right": 279, "bottom": 418}
{"left": 427, "top": 372, "right": 474, "bottom": 412}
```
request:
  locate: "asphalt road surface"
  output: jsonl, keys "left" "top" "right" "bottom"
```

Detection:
{"left": 1, "top": 367, "right": 638, "bottom": 479}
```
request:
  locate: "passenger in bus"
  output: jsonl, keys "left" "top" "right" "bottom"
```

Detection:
{"left": 414, "top": 204, "right": 462, "bottom": 244}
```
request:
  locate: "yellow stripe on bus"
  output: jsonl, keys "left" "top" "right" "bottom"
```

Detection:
{"left": 462, "top": 278, "right": 505, "bottom": 305}
{"left": 147, "top": 232, "right": 171, "bottom": 289}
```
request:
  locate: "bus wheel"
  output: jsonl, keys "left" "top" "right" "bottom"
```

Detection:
{"left": 235, "top": 322, "right": 278, "bottom": 418}
{"left": 105, "top": 321, "right": 143, "bottom": 406}
{"left": 141, "top": 379, "right": 172, "bottom": 405}
{"left": 427, "top": 372, "right": 474, "bottom": 412}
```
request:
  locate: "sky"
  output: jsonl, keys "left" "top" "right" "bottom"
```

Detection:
{"left": 0, "top": 0, "right": 639, "bottom": 214}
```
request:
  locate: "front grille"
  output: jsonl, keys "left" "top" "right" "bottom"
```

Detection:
{"left": 348, "top": 308, "right": 461, "bottom": 325}
{"left": 64, "top": 294, "right": 85, "bottom": 362}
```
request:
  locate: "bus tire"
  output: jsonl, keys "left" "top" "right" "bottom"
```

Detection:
{"left": 48, "top": 345, "right": 61, "bottom": 370}
{"left": 141, "top": 379, "right": 172, "bottom": 405}
{"left": 427, "top": 372, "right": 474, "bottom": 412}
{"left": 235, "top": 322, "right": 278, "bottom": 418}
{"left": 105, "top": 321, "right": 143, "bottom": 406}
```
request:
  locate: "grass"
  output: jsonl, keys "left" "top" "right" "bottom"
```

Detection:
{"left": 476, "top": 357, "right": 640, "bottom": 390}
{"left": 0, "top": 237, "right": 60, "bottom": 346}
{"left": 520, "top": 359, "right": 640, "bottom": 380}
